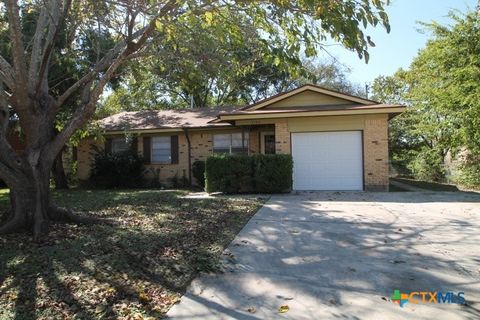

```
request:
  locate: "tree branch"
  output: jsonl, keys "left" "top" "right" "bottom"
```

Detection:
{"left": 5, "top": 0, "right": 28, "bottom": 98}
{"left": 0, "top": 86, "right": 22, "bottom": 186}
{"left": 35, "top": 0, "right": 73, "bottom": 96}
{"left": 46, "top": 0, "right": 179, "bottom": 162}
{"left": 28, "top": 3, "right": 50, "bottom": 91}
{"left": 0, "top": 55, "right": 15, "bottom": 90}
{"left": 56, "top": 38, "right": 129, "bottom": 107}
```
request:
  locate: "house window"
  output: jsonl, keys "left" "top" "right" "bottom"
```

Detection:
{"left": 213, "top": 133, "right": 249, "bottom": 154}
{"left": 151, "top": 136, "right": 171, "bottom": 163}
{"left": 111, "top": 138, "right": 130, "bottom": 153}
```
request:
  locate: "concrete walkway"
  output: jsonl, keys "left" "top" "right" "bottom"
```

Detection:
{"left": 167, "top": 192, "right": 480, "bottom": 319}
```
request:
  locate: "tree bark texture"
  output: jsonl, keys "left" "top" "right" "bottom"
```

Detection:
{"left": 53, "top": 151, "right": 69, "bottom": 189}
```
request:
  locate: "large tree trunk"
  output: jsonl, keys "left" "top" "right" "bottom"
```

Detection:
{"left": 0, "top": 154, "right": 89, "bottom": 241}
{"left": 53, "top": 151, "right": 69, "bottom": 189}
{"left": 0, "top": 160, "right": 50, "bottom": 240}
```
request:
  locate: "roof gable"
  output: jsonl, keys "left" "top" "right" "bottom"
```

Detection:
{"left": 244, "top": 84, "right": 377, "bottom": 111}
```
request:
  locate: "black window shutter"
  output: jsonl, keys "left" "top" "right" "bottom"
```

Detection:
{"left": 130, "top": 137, "right": 138, "bottom": 154}
{"left": 105, "top": 138, "right": 112, "bottom": 154}
{"left": 171, "top": 135, "right": 179, "bottom": 164}
{"left": 143, "top": 137, "right": 151, "bottom": 164}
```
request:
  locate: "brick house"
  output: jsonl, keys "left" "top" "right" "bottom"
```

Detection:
{"left": 77, "top": 84, "right": 405, "bottom": 191}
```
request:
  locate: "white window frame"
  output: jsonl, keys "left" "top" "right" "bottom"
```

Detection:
{"left": 213, "top": 132, "right": 249, "bottom": 155}
{"left": 151, "top": 136, "right": 172, "bottom": 164}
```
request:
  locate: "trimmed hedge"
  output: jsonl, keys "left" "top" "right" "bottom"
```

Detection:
{"left": 253, "top": 154, "right": 293, "bottom": 193}
{"left": 205, "top": 154, "right": 292, "bottom": 193}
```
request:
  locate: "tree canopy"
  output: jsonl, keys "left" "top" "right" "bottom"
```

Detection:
{"left": 372, "top": 9, "right": 480, "bottom": 184}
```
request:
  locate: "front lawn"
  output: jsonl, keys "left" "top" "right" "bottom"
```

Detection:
{"left": 0, "top": 189, "right": 265, "bottom": 319}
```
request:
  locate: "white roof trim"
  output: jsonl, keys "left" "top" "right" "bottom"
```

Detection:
{"left": 244, "top": 85, "right": 376, "bottom": 111}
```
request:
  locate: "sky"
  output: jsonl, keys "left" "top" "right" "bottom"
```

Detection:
{"left": 325, "top": 0, "right": 477, "bottom": 85}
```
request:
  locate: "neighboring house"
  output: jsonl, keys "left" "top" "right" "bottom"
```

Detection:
{"left": 77, "top": 84, "right": 405, "bottom": 191}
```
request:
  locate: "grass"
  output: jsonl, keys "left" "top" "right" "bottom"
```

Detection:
{"left": 391, "top": 177, "right": 460, "bottom": 192}
{"left": 0, "top": 188, "right": 266, "bottom": 319}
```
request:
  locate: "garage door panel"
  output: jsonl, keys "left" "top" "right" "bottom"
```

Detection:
{"left": 292, "top": 131, "right": 363, "bottom": 190}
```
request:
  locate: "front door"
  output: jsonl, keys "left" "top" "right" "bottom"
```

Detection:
{"left": 263, "top": 134, "right": 276, "bottom": 154}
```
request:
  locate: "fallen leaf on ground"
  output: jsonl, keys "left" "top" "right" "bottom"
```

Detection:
{"left": 278, "top": 305, "right": 290, "bottom": 313}
{"left": 247, "top": 307, "right": 256, "bottom": 313}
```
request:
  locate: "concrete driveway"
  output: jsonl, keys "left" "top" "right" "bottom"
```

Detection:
{"left": 167, "top": 192, "right": 480, "bottom": 319}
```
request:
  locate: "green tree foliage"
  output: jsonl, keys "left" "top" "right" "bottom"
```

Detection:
{"left": 101, "top": 1, "right": 390, "bottom": 111}
{"left": 103, "top": 56, "right": 364, "bottom": 112}
{"left": 372, "top": 10, "right": 480, "bottom": 183}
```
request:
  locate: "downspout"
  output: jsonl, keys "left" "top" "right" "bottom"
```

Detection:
{"left": 241, "top": 126, "right": 245, "bottom": 154}
{"left": 183, "top": 128, "right": 192, "bottom": 185}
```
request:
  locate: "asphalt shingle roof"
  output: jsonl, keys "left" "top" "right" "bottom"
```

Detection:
{"left": 99, "top": 106, "right": 239, "bottom": 131}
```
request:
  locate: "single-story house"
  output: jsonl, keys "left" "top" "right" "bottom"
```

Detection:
{"left": 77, "top": 84, "right": 405, "bottom": 191}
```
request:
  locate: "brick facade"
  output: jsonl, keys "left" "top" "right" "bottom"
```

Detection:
{"left": 76, "top": 138, "right": 103, "bottom": 181}
{"left": 363, "top": 114, "right": 389, "bottom": 191}
{"left": 274, "top": 119, "right": 291, "bottom": 154}
{"left": 142, "top": 133, "right": 190, "bottom": 185}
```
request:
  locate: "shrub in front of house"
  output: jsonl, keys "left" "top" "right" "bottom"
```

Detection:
{"left": 192, "top": 160, "right": 206, "bottom": 188}
{"left": 205, "top": 154, "right": 254, "bottom": 193}
{"left": 205, "top": 154, "right": 293, "bottom": 193}
{"left": 252, "top": 154, "right": 293, "bottom": 193}
{"left": 90, "top": 150, "right": 144, "bottom": 188}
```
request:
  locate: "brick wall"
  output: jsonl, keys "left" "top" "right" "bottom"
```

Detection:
{"left": 363, "top": 114, "right": 389, "bottom": 191}
{"left": 76, "top": 138, "right": 103, "bottom": 181}
{"left": 143, "top": 134, "right": 190, "bottom": 185}
{"left": 274, "top": 119, "right": 291, "bottom": 154}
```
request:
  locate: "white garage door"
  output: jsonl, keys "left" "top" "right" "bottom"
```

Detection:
{"left": 292, "top": 131, "right": 363, "bottom": 190}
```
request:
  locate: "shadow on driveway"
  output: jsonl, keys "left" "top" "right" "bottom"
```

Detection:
{"left": 168, "top": 191, "right": 480, "bottom": 320}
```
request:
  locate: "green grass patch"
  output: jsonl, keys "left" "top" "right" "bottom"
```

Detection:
{"left": 0, "top": 189, "right": 265, "bottom": 319}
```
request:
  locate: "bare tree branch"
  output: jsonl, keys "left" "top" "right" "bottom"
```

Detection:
{"left": 0, "top": 83, "right": 22, "bottom": 186}
{"left": 35, "top": 0, "right": 73, "bottom": 96}
{"left": 0, "top": 55, "right": 15, "bottom": 90}
{"left": 28, "top": 3, "right": 50, "bottom": 90}
{"left": 5, "top": 0, "right": 28, "bottom": 99}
